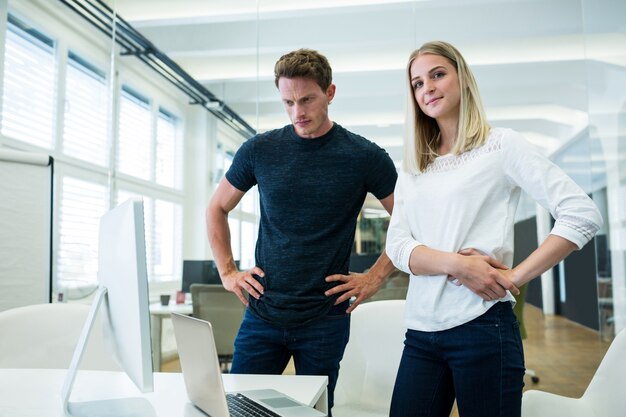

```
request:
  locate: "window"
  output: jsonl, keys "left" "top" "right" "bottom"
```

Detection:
{"left": 117, "top": 86, "right": 152, "bottom": 181}
{"left": 1, "top": 11, "right": 186, "bottom": 297}
{"left": 218, "top": 147, "right": 259, "bottom": 268}
{"left": 156, "top": 108, "right": 182, "bottom": 189}
{"left": 228, "top": 218, "right": 241, "bottom": 261}
{"left": 241, "top": 187, "right": 258, "bottom": 214}
{"left": 117, "top": 191, "right": 183, "bottom": 283}
{"left": 1, "top": 15, "right": 56, "bottom": 149}
{"left": 56, "top": 176, "right": 108, "bottom": 294}
{"left": 240, "top": 220, "right": 257, "bottom": 269}
{"left": 62, "top": 52, "right": 108, "bottom": 166}
{"left": 153, "top": 199, "right": 183, "bottom": 281}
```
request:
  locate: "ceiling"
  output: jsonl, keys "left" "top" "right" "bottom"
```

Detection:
{"left": 108, "top": 0, "right": 623, "bottom": 200}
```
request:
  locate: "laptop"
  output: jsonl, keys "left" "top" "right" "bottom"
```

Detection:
{"left": 170, "top": 312, "right": 327, "bottom": 417}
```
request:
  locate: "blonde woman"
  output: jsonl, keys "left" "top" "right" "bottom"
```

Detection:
{"left": 386, "top": 41, "right": 602, "bottom": 417}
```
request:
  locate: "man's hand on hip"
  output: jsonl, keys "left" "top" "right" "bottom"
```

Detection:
{"left": 222, "top": 266, "right": 266, "bottom": 306}
{"left": 324, "top": 271, "right": 385, "bottom": 313}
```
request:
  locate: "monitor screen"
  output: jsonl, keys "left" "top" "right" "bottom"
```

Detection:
{"left": 62, "top": 198, "right": 154, "bottom": 415}
{"left": 182, "top": 260, "right": 239, "bottom": 293}
{"left": 98, "top": 198, "right": 153, "bottom": 392}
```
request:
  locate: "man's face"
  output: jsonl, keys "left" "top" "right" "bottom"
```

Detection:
{"left": 278, "top": 77, "right": 336, "bottom": 139}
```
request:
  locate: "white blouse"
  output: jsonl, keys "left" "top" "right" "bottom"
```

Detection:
{"left": 386, "top": 128, "right": 603, "bottom": 331}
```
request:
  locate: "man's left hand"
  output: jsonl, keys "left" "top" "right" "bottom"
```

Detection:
{"left": 324, "top": 272, "right": 385, "bottom": 313}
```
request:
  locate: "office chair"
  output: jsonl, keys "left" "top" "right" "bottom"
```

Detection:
{"left": 0, "top": 303, "right": 119, "bottom": 370}
{"left": 190, "top": 283, "right": 245, "bottom": 372}
{"left": 521, "top": 328, "right": 626, "bottom": 417}
{"left": 513, "top": 283, "right": 539, "bottom": 383}
{"left": 333, "top": 300, "right": 406, "bottom": 417}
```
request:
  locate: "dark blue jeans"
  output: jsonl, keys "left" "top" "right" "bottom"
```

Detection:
{"left": 230, "top": 307, "right": 351, "bottom": 415}
{"left": 390, "top": 302, "right": 525, "bottom": 417}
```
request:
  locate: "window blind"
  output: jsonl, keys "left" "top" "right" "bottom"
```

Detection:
{"left": 56, "top": 176, "right": 108, "bottom": 297}
{"left": 117, "top": 86, "right": 152, "bottom": 181}
{"left": 1, "top": 15, "right": 56, "bottom": 149}
{"left": 62, "top": 52, "right": 108, "bottom": 166}
{"left": 117, "top": 191, "right": 182, "bottom": 282}
{"left": 156, "top": 108, "right": 182, "bottom": 189}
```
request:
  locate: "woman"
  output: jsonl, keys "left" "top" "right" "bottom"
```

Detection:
{"left": 385, "top": 41, "right": 603, "bottom": 417}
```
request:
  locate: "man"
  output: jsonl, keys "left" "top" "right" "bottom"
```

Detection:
{"left": 206, "top": 48, "right": 397, "bottom": 413}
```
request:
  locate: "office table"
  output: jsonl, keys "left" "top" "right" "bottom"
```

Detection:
{"left": 149, "top": 301, "right": 193, "bottom": 371}
{"left": 0, "top": 369, "right": 329, "bottom": 416}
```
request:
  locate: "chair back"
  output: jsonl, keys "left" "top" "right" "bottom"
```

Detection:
{"left": 190, "top": 284, "right": 245, "bottom": 357}
{"left": 0, "top": 303, "right": 119, "bottom": 370}
{"left": 334, "top": 299, "right": 406, "bottom": 412}
{"left": 584, "top": 328, "right": 626, "bottom": 416}
{"left": 522, "top": 328, "right": 626, "bottom": 417}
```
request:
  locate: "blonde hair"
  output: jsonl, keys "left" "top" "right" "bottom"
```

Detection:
{"left": 403, "top": 41, "right": 490, "bottom": 174}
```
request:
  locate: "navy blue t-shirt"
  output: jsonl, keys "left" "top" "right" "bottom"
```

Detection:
{"left": 226, "top": 123, "right": 397, "bottom": 327}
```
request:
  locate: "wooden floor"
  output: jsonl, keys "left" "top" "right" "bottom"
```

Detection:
{"left": 161, "top": 304, "right": 611, "bottom": 415}
{"left": 518, "top": 304, "right": 610, "bottom": 397}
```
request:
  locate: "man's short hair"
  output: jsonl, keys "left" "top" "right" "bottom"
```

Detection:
{"left": 274, "top": 49, "right": 332, "bottom": 91}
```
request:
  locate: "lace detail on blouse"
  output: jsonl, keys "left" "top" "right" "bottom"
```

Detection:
{"left": 556, "top": 215, "right": 601, "bottom": 241}
{"left": 421, "top": 129, "right": 504, "bottom": 175}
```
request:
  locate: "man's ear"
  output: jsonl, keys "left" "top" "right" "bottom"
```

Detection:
{"left": 326, "top": 83, "right": 336, "bottom": 102}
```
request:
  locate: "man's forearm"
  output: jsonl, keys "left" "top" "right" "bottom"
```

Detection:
{"left": 206, "top": 206, "right": 238, "bottom": 278}
{"left": 365, "top": 250, "right": 397, "bottom": 283}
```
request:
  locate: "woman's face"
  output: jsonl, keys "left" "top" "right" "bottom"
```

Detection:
{"left": 409, "top": 53, "right": 460, "bottom": 123}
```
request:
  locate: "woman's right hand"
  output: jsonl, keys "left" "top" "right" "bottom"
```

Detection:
{"left": 448, "top": 248, "right": 519, "bottom": 300}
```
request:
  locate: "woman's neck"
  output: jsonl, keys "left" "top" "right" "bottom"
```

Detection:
{"left": 437, "top": 118, "right": 458, "bottom": 155}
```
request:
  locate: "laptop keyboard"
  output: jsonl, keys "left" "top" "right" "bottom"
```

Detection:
{"left": 227, "top": 393, "right": 281, "bottom": 417}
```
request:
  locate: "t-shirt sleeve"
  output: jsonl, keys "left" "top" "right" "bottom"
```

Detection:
{"left": 365, "top": 142, "right": 398, "bottom": 200}
{"left": 225, "top": 138, "right": 257, "bottom": 192}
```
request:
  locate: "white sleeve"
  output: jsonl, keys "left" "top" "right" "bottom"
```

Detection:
{"left": 385, "top": 172, "right": 423, "bottom": 273}
{"left": 502, "top": 130, "right": 603, "bottom": 249}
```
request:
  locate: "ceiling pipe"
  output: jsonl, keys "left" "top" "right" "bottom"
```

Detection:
{"left": 58, "top": 0, "right": 256, "bottom": 139}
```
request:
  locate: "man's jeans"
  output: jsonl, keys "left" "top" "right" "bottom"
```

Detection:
{"left": 390, "top": 302, "right": 525, "bottom": 417}
{"left": 230, "top": 307, "right": 350, "bottom": 415}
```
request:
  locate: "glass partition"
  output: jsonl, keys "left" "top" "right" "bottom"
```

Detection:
{"left": 581, "top": 0, "right": 626, "bottom": 340}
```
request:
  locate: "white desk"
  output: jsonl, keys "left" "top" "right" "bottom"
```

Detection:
{"left": 0, "top": 369, "right": 328, "bottom": 416}
{"left": 149, "top": 301, "right": 193, "bottom": 371}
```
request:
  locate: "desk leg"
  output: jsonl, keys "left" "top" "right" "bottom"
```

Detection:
{"left": 151, "top": 314, "right": 162, "bottom": 372}
{"left": 314, "top": 388, "right": 328, "bottom": 416}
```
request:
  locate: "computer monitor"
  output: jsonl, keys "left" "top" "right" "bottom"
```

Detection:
{"left": 181, "top": 260, "right": 239, "bottom": 293}
{"left": 61, "top": 198, "right": 154, "bottom": 416}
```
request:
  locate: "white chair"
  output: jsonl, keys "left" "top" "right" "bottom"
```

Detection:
{"left": 333, "top": 299, "right": 406, "bottom": 417}
{"left": 521, "top": 328, "right": 626, "bottom": 417}
{"left": 0, "top": 302, "right": 120, "bottom": 370}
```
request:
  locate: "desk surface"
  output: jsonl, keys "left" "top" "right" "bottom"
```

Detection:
{"left": 149, "top": 301, "right": 193, "bottom": 316}
{"left": 0, "top": 369, "right": 328, "bottom": 417}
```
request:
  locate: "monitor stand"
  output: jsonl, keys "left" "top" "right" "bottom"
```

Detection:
{"left": 60, "top": 287, "right": 156, "bottom": 417}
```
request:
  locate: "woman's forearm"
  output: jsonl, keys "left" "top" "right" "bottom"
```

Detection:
{"left": 511, "top": 234, "right": 577, "bottom": 287}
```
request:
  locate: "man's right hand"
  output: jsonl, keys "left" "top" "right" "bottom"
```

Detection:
{"left": 221, "top": 266, "right": 266, "bottom": 306}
